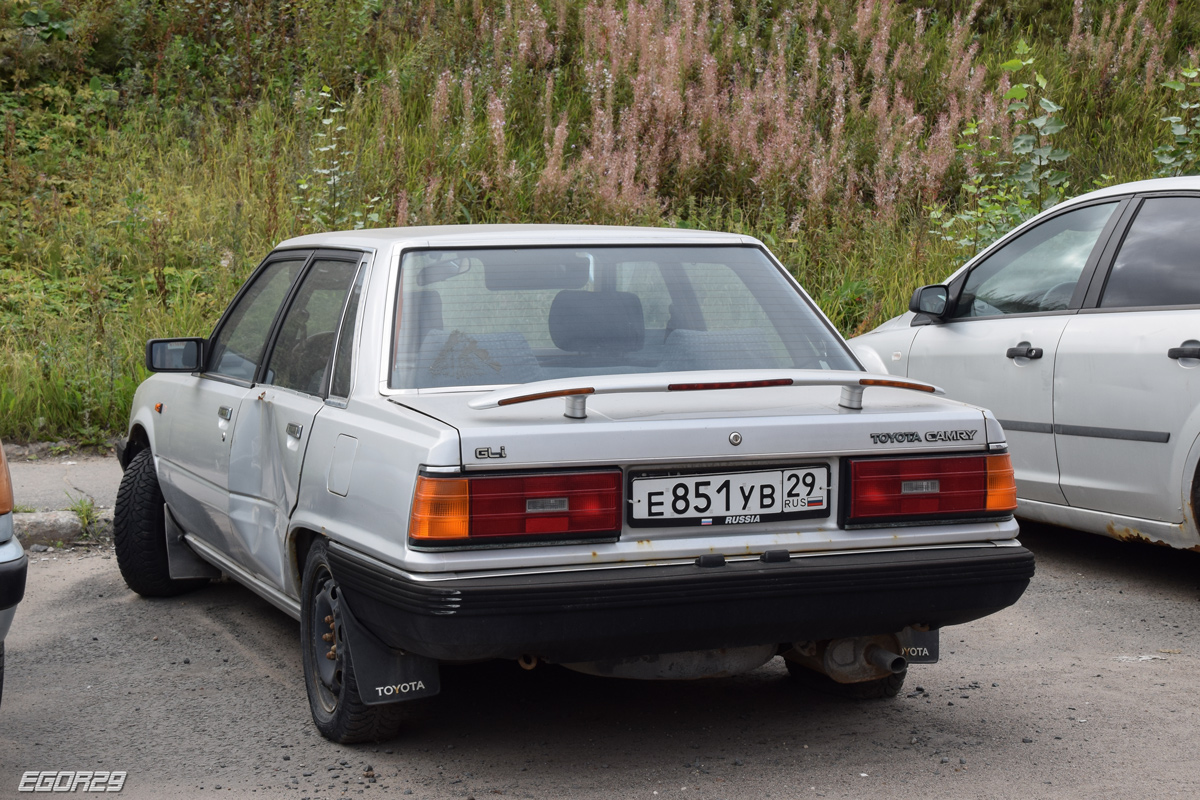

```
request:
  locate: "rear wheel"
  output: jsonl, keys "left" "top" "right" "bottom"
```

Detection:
{"left": 113, "top": 449, "right": 208, "bottom": 598}
{"left": 301, "top": 539, "right": 406, "bottom": 743}
{"left": 784, "top": 658, "right": 907, "bottom": 699}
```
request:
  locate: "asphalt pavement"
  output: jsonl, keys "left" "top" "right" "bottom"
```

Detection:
{"left": 3, "top": 455, "right": 1200, "bottom": 798}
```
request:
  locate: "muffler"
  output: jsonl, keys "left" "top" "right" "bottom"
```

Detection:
{"left": 785, "top": 635, "right": 907, "bottom": 684}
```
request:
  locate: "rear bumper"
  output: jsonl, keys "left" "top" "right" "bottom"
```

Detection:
{"left": 328, "top": 543, "right": 1034, "bottom": 663}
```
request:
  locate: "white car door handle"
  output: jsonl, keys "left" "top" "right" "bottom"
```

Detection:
{"left": 286, "top": 422, "right": 303, "bottom": 439}
{"left": 1005, "top": 346, "right": 1043, "bottom": 359}
{"left": 218, "top": 406, "right": 233, "bottom": 420}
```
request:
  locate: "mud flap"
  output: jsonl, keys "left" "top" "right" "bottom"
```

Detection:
{"left": 896, "top": 626, "right": 939, "bottom": 663}
{"left": 165, "top": 506, "right": 221, "bottom": 580}
{"left": 336, "top": 595, "right": 441, "bottom": 706}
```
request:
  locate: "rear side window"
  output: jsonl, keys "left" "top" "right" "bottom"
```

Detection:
{"left": 263, "top": 259, "right": 362, "bottom": 395}
{"left": 1100, "top": 197, "right": 1200, "bottom": 308}
{"left": 329, "top": 265, "right": 366, "bottom": 400}
{"left": 389, "top": 245, "right": 855, "bottom": 389}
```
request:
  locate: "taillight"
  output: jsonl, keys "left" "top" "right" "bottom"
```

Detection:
{"left": 0, "top": 445, "right": 12, "bottom": 516}
{"left": 847, "top": 453, "right": 1016, "bottom": 525}
{"left": 409, "top": 471, "right": 622, "bottom": 546}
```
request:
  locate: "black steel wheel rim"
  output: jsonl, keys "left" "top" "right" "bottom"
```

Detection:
{"left": 310, "top": 568, "right": 344, "bottom": 712}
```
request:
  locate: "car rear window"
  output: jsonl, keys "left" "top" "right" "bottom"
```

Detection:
{"left": 389, "top": 245, "right": 856, "bottom": 390}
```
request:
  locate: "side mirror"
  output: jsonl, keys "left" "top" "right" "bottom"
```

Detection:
{"left": 145, "top": 338, "right": 205, "bottom": 372}
{"left": 909, "top": 285, "right": 950, "bottom": 320}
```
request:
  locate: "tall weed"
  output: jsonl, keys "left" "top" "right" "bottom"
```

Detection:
{"left": 0, "top": 0, "right": 1195, "bottom": 439}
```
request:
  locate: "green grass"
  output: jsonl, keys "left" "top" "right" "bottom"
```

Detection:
{"left": 0, "top": 0, "right": 1196, "bottom": 440}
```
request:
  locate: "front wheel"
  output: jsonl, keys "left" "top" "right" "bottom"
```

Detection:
{"left": 113, "top": 449, "right": 208, "bottom": 598}
{"left": 301, "top": 539, "right": 406, "bottom": 743}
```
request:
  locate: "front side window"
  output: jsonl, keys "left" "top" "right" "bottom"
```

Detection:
{"left": 264, "top": 259, "right": 362, "bottom": 395}
{"left": 954, "top": 202, "right": 1118, "bottom": 318}
{"left": 390, "top": 245, "right": 856, "bottom": 390}
{"left": 208, "top": 258, "right": 307, "bottom": 381}
{"left": 1100, "top": 197, "right": 1200, "bottom": 308}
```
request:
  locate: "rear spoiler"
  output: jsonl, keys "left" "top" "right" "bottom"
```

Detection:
{"left": 466, "top": 370, "right": 943, "bottom": 419}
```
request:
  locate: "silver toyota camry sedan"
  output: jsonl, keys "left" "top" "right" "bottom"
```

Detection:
{"left": 115, "top": 225, "right": 1033, "bottom": 742}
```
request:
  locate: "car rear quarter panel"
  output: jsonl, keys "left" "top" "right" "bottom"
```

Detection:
{"left": 287, "top": 395, "right": 460, "bottom": 595}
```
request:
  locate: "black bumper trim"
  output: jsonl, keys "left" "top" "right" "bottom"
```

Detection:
{"left": 0, "top": 551, "right": 28, "bottom": 612}
{"left": 328, "top": 544, "right": 1034, "bottom": 663}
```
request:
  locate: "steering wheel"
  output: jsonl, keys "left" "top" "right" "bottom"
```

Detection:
{"left": 1037, "top": 282, "right": 1076, "bottom": 311}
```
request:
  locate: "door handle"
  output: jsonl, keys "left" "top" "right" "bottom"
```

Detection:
{"left": 217, "top": 405, "right": 233, "bottom": 420}
{"left": 1006, "top": 346, "right": 1044, "bottom": 359}
{"left": 286, "top": 422, "right": 303, "bottom": 439}
{"left": 1167, "top": 346, "right": 1200, "bottom": 359}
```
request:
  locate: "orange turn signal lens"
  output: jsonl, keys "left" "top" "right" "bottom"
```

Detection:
{"left": 986, "top": 454, "right": 1018, "bottom": 511}
{"left": 0, "top": 445, "right": 12, "bottom": 515}
{"left": 409, "top": 476, "right": 470, "bottom": 540}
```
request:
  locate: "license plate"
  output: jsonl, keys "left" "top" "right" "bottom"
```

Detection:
{"left": 629, "top": 465, "right": 830, "bottom": 527}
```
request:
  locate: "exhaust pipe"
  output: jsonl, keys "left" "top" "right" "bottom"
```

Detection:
{"left": 517, "top": 654, "right": 539, "bottom": 670}
{"left": 864, "top": 644, "right": 906, "bottom": 675}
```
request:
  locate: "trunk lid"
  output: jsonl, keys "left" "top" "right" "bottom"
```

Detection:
{"left": 395, "top": 382, "right": 995, "bottom": 471}
{"left": 391, "top": 377, "right": 1012, "bottom": 572}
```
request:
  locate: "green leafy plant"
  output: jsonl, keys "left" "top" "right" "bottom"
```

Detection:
{"left": 1002, "top": 41, "right": 1072, "bottom": 204}
{"left": 933, "top": 40, "right": 1073, "bottom": 256}
{"left": 21, "top": 8, "right": 73, "bottom": 42}
{"left": 1154, "top": 68, "right": 1200, "bottom": 176}
{"left": 65, "top": 491, "right": 98, "bottom": 534}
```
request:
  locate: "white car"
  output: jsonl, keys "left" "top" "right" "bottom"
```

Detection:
{"left": 852, "top": 177, "right": 1200, "bottom": 550}
{"left": 115, "top": 225, "right": 1033, "bottom": 742}
{"left": 0, "top": 443, "right": 27, "bottom": 707}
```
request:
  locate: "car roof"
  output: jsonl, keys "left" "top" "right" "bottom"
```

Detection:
{"left": 1064, "top": 175, "right": 1200, "bottom": 205}
{"left": 274, "top": 224, "right": 756, "bottom": 252}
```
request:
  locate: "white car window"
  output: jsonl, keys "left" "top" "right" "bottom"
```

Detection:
{"left": 954, "top": 202, "right": 1118, "bottom": 318}
{"left": 1100, "top": 196, "right": 1200, "bottom": 308}
{"left": 390, "top": 245, "right": 853, "bottom": 389}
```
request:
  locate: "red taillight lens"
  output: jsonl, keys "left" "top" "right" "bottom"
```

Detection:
{"left": 848, "top": 453, "right": 1016, "bottom": 524}
{"left": 409, "top": 471, "right": 622, "bottom": 545}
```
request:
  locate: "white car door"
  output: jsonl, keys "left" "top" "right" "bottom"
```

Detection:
{"left": 226, "top": 254, "right": 367, "bottom": 589}
{"left": 1054, "top": 193, "right": 1200, "bottom": 523}
{"left": 158, "top": 254, "right": 310, "bottom": 553}
{"left": 906, "top": 200, "right": 1124, "bottom": 505}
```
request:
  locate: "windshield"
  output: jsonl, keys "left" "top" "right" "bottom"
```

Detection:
{"left": 389, "top": 245, "right": 857, "bottom": 390}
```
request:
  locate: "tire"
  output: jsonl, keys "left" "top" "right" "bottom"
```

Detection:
{"left": 784, "top": 657, "right": 907, "bottom": 699}
{"left": 301, "top": 539, "right": 406, "bottom": 743}
{"left": 113, "top": 449, "right": 208, "bottom": 598}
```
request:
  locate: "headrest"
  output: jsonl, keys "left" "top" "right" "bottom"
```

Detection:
{"left": 549, "top": 290, "right": 645, "bottom": 353}
{"left": 407, "top": 290, "right": 443, "bottom": 339}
